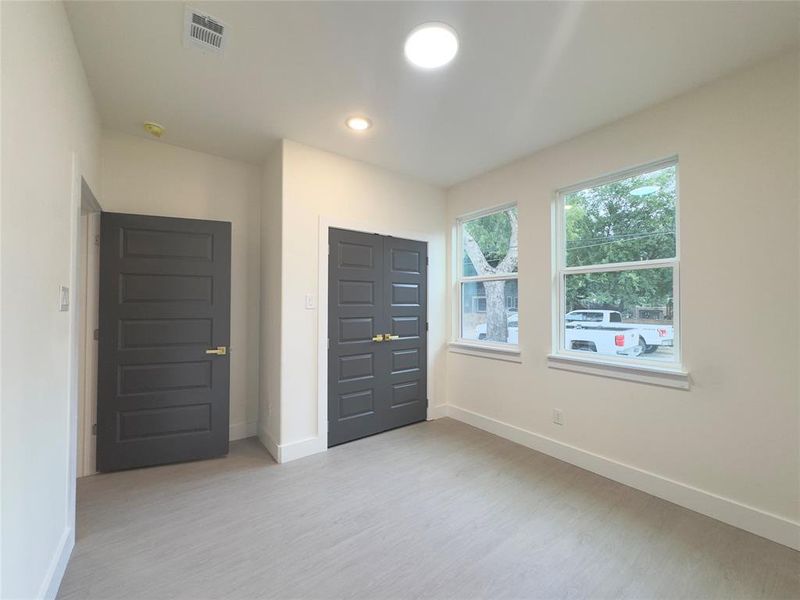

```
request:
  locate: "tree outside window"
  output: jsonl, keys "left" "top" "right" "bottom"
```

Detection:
{"left": 458, "top": 206, "right": 518, "bottom": 345}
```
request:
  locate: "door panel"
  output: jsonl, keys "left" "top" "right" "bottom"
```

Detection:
{"left": 97, "top": 212, "right": 231, "bottom": 471}
{"left": 382, "top": 236, "right": 427, "bottom": 431}
{"left": 328, "top": 229, "right": 386, "bottom": 446}
{"left": 328, "top": 228, "right": 427, "bottom": 446}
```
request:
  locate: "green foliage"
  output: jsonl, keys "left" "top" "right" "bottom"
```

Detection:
{"left": 565, "top": 269, "right": 673, "bottom": 318}
{"left": 462, "top": 208, "right": 516, "bottom": 275}
{"left": 565, "top": 166, "right": 676, "bottom": 266}
{"left": 564, "top": 166, "right": 676, "bottom": 317}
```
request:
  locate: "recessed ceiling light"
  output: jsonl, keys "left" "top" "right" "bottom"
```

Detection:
{"left": 345, "top": 116, "right": 372, "bottom": 131}
{"left": 404, "top": 22, "right": 459, "bottom": 69}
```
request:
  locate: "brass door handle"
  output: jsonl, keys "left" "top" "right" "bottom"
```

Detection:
{"left": 383, "top": 334, "right": 400, "bottom": 341}
{"left": 371, "top": 335, "right": 384, "bottom": 342}
{"left": 205, "top": 346, "right": 227, "bottom": 356}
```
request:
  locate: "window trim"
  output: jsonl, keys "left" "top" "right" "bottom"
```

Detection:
{"left": 551, "top": 156, "right": 685, "bottom": 378}
{"left": 453, "top": 202, "right": 520, "bottom": 353}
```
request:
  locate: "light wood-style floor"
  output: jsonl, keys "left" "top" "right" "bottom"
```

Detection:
{"left": 58, "top": 418, "right": 799, "bottom": 600}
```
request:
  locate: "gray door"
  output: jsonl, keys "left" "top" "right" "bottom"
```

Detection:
{"left": 97, "top": 212, "right": 231, "bottom": 471}
{"left": 328, "top": 228, "right": 427, "bottom": 446}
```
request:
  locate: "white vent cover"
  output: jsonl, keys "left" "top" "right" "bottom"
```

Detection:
{"left": 184, "top": 7, "right": 226, "bottom": 52}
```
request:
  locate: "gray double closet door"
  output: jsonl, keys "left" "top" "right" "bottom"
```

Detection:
{"left": 328, "top": 228, "right": 428, "bottom": 446}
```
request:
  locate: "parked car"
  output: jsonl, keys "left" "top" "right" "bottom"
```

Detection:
{"left": 565, "top": 320, "right": 643, "bottom": 356}
{"left": 566, "top": 310, "right": 674, "bottom": 353}
{"left": 475, "top": 312, "right": 518, "bottom": 344}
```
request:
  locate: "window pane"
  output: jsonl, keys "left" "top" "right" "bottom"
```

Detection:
{"left": 462, "top": 207, "right": 518, "bottom": 276}
{"left": 565, "top": 165, "right": 676, "bottom": 267}
{"left": 564, "top": 267, "right": 674, "bottom": 361}
{"left": 461, "top": 280, "right": 518, "bottom": 344}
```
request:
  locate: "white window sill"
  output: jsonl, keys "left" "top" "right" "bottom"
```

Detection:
{"left": 448, "top": 341, "right": 522, "bottom": 363}
{"left": 547, "top": 353, "right": 689, "bottom": 389}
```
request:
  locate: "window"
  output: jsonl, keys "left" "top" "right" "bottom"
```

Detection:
{"left": 554, "top": 158, "right": 680, "bottom": 368}
{"left": 456, "top": 205, "right": 518, "bottom": 347}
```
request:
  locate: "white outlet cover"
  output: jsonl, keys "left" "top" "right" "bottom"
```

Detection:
{"left": 305, "top": 294, "right": 315, "bottom": 310}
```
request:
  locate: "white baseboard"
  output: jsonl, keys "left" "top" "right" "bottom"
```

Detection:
{"left": 427, "top": 404, "right": 448, "bottom": 419}
{"left": 443, "top": 404, "right": 800, "bottom": 551}
{"left": 229, "top": 421, "right": 257, "bottom": 441}
{"left": 279, "top": 436, "right": 326, "bottom": 463}
{"left": 257, "top": 424, "right": 326, "bottom": 464}
{"left": 38, "top": 527, "right": 74, "bottom": 600}
{"left": 258, "top": 424, "right": 280, "bottom": 462}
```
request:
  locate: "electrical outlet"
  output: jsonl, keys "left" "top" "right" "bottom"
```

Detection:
{"left": 552, "top": 408, "right": 564, "bottom": 426}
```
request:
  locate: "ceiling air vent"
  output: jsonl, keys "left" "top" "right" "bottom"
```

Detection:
{"left": 184, "top": 7, "right": 226, "bottom": 53}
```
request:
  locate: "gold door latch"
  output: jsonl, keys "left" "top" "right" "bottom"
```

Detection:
{"left": 371, "top": 334, "right": 399, "bottom": 342}
{"left": 205, "top": 346, "right": 227, "bottom": 356}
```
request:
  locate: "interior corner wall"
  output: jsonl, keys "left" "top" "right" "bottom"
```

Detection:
{"left": 444, "top": 53, "right": 800, "bottom": 532}
{"left": 276, "top": 140, "right": 447, "bottom": 454}
{"left": 258, "top": 142, "right": 283, "bottom": 455}
{"left": 98, "top": 131, "right": 262, "bottom": 441}
{"left": 1, "top": 2, "right": 101, "bottom": 597}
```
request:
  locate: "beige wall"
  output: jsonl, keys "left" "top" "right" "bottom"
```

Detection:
{"left": 260, "top": 144, "right": 283, "bottom": 443}
{"left": 270, "top": 140, "right": 447, "bottom": 449}
{"left": 1, "top": 2, "right": 101, "bottom": 597}
{"left": 99, "top": 131, "right": 262, "bottom": 439}
{"left": 445, "top": 53, "right": 799, "bottom": 524}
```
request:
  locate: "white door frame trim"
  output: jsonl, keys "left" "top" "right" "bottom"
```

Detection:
{"left": 77, "top": 179, "right": 102, "bottom": 478}
{"left": 316, "top": 216, "right": 438, "bottom": 454}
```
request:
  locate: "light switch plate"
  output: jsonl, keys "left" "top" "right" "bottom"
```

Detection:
{"left": 305, "top": 294, "right": 315, "bottom": 310}
{"left": 58, "top": 285, "right": 70, "bottom": 312}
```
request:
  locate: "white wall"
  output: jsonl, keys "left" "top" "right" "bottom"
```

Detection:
{"left": 259, "top": 144, "right": 283, "bottom": 447}
{"left": 265, "top": 140, "right": 447, "bottom": 454}
{"left": 1, "top": 2, "right": 101, "bottom": 597}
{"left": 99, "top": 131, "right": 262, "bottom": 441}
{"left": 445, "top": 53, "right": 799, "bottom": 543}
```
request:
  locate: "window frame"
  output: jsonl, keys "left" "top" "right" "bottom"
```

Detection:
{"left": 453, "top": 202, "right": 520, "bottom": 355}
{"left": 551, "top": 157, "right": 683, "bottom": 373}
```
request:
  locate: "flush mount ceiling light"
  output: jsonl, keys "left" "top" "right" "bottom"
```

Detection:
{"left": 404, "top": 22, "right": 459, "bottom": 69}
{"left": 345, "top": 116, "right": 372, "bottom": 131}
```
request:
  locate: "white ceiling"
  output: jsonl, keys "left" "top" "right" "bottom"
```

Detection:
{"left": 66, "top": 1, "right": 799, "bottom": 186}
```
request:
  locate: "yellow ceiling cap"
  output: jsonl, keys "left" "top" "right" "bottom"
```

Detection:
{"left": 143, "top": 122, "right": 165, "bottom": 138}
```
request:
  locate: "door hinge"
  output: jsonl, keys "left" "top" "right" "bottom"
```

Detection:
{"left": 327, "top": 338, "right": 330, "bottom": 350}
{"left": 426, "top": 321, "right": 429, "bottom": 332}
{"left": 92, "top": 423, "right": 97, "bottom": 435}
{"left": 93, "top": 328, "right": 99, "bottom": 341}
{"left": 426, "top": 256, "right": 429, "bottom": 266}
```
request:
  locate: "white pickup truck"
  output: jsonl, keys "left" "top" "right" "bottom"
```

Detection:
{"left": 565, "top": 310, "right": 674, "bottom": 355}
